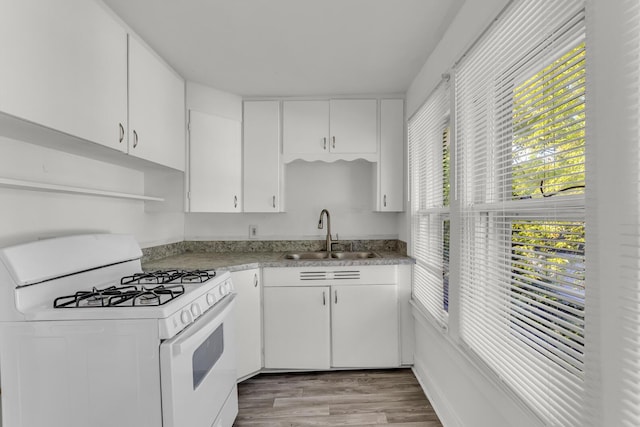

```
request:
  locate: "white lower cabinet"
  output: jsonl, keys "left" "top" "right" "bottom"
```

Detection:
{"left": 263, "top": 286, "right": 331, "bottom": 369}
{"left": 263, "top": 266, "right": 400, "bottom": 370}
{"left": 331, "top": 285, "right": 399, "bottom": 367}
{"left": 231, "top": 269, "right": 263, "bottom": 379}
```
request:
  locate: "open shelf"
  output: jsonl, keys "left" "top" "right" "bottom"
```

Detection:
{"left": 0, "top": 177, "right": 164, "bottom": 202}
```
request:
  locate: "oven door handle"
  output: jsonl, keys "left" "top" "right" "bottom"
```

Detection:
{"left": 166, "top": 294, "right": 236, "bottom": 356}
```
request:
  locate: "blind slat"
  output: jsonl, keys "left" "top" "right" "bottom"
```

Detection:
{"left": 409, "top": 79, "right": 451, "bottom": 326}
{"left": 455, "top": 1, "right": 586, "bottom": 425}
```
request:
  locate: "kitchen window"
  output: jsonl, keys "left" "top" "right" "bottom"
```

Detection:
{"left": 409, "top": 79, "right": 451, "bottom": 327}
{"left": 455, "top": 0, "right": 586, "bottom": 425}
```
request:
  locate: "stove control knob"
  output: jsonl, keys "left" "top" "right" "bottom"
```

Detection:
{"left": 218, "top": 286, "right": 226, "bottom": 297}
{"left": 206, "top": 293, "right": 216, "bottom": 306}
{"left": 191, "top": 303, "right": 201, "bottom": 317}
{"left": 180, "top": 310, "right": 193, "bottom": 325}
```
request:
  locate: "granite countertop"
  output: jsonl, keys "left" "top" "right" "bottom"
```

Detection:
{"left": 142, "top": 251, "right": 415, "bottom": 273}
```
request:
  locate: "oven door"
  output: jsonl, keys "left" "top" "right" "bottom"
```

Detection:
{"left": 160, "top": 294, "right": 237, "bottom": 427}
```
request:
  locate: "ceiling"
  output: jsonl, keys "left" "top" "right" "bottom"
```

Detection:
{"left": 102, "top": 0, "right": 465, "bottom": 97}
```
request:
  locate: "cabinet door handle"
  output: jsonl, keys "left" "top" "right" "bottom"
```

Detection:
{"left": 384, "top": 194, "right": 387, "bottom": 207}
{"left": 332, "top": 136, "right": 335, "bottom": 149}
{"left": 334, "top": 290, "right": 338, "bottom": 304}
{"left": 253, "top": 273, "right": 258, "bottom": 288}
{"left": 272, "top": 195, "right": 276, "bottom": 209}
{"left": 133, "top": 130, "right": 139, "bottom": 148}
{"left": 323, "top": 137, "right": 327, "bottom": 150}
{"left": 118, "top": 123, "right": 124, "bottom": 143}
{"left": 322, "top": 291, "right": 326, "bottom": 306}
{"left": 234, "top": 195, "right": 238, "bottom": 208}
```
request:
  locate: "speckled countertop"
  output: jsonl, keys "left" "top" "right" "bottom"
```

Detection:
{"left": 142, "top": 251, "right": 414, "bottom": 273}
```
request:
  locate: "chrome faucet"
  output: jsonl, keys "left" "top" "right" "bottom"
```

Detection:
{"left": 317, "top": 209, "right": 334, "bottom": 253}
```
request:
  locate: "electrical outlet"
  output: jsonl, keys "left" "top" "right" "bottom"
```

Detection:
{"left": 249, "top": 225, "right": 258, "bottom": 239}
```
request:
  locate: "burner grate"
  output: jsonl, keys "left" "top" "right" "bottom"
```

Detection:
{"left": 53, "top": 269, "right": 216, "bottom": 309}
{"left": 120, "top": 269, "right": 216, "bottom": 285}
{"left": 53, "top": 283, "right": 185, "bottom": 308}
{"left": 120, "top": 270, "right": 182, "bottom": 285}
{"left": 178, "top": 270, "right": 216, "bottom": 283}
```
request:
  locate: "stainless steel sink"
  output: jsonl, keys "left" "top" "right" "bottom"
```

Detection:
{"left": 283, "top": 251, "right": 380, "bottom": 260}
{"left": 283, "top": 251, "right": 331, "bottom": 260}
{"left": 330, "top": 251, "right": 380, "bottom": 259}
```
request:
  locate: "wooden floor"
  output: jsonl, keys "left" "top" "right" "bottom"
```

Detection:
{"left": 233, "top": 368, "right": 443, "bottom": 427}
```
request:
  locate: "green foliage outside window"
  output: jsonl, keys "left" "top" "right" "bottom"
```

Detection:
{"left": 509, "top": 42, "right": 586, "bottom": 361}
{"left": 511, "top": 43, "right": 585, "bottom": 199}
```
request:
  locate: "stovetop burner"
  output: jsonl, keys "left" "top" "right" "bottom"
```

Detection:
{"left": 52, "top": 270, "right": 217, "bottom": 309}
{"left": 120, "top": 269, "right": 216, "bottom": 285}
{"left": 53, "top": 283, "right": 186, "bottom": 308}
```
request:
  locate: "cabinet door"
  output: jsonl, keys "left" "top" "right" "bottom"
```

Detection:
{"left": 188, "top": 110, "right": 242, "bottom": 212}
{"left": 263, "top": 286, "right": 330, "bottom": 369}
{"left": 329, "top": 99, "right": 377, "bottom": 154}
{"left": 243, "top": 101, "right": 281, "bottom": 212}
{"left": 282, "top": 100, "right": 329, "bottom": 155}
{"left": 331, "top": 285, "right": 399, "bottom": 368}
{"left": 378, "top": 99, "right": 404, "bottom": 211}
{"left": 0, "top": 0, "right": 127, "bottom": 150}
{"left": 231, "top": 269, "right": 262, "bottom": 379}
{"left": 129, "top": 36, "right": 185, "bottom": 171}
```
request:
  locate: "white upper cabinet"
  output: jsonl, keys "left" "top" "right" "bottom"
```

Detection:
{"left": 0, "top": 0, "right": 127, "bottom": 151}
{"left": 128, "top": 36, "right": 185, "bottom": 171}
{"left": 329, "top": 99, "right": 377, "bottom": 154}
{"left": 282, "top": 99, "right": 377, "bottom": 162}
{"left": 0, "top": 1, "right": 186, "bottom": 172}
{"left": 377, "top": 99, "right": 405, "bottom": 212}
{"left": 187, "top": 110, "right": 242, "bottom": 212}
{"left": 282, "top": 100, "right": 329, "bottom": 155}
{"left": 243, "top": 101, "right": 282, "bottom": 212}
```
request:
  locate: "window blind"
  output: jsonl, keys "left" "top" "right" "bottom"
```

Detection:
{"left": 619, "top": 0, "right": 640, "bottom": 425}
{"left": 409, "top": 79, "right": 451, "bottom": 326}
{"left": 455, "top": 0, "right": 586, "bottom": 425}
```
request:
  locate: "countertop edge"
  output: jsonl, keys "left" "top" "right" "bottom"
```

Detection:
{"left": 142, "top": 252, "right": 415, "bottom": 273}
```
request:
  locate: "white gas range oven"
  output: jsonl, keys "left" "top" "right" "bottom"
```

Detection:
{"left": 0, "top": 234, "right": 238, "bottom": 427}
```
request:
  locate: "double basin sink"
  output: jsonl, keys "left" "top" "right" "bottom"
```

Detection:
{"left": 284, "top": 251, "right": 380, "bottom": 260}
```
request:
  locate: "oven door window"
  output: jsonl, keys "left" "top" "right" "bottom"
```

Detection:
{"left": 192, "top": 323, "right": 224, "bottom": 389}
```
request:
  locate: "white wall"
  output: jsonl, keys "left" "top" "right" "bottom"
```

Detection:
{"left": 0, "top": 136, "right": 184, "bottom": 248}
{"left": 406, "top": 0, "right": 510, "bottom": 117}
{"left": 185, "top": 159, "right": 400, "bottom": 240}
{"left": 413, "top": 312, "right": 543, "bottom": 427}
{"left": 186, "top": 81, "right": 242, "bottom": 121}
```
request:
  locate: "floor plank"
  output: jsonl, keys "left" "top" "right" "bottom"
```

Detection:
{"left": 234, "top": 369, "right": 443, "bottom": 427}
